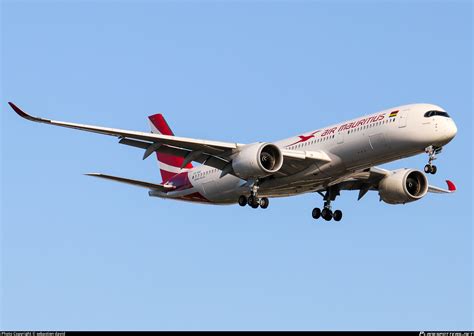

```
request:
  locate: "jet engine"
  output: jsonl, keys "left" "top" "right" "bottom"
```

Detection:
{"left": 378, "top": 169, "right": 428, "bottom": 204}
{"left": 232, "top": 143, "right": 283, "bottom": 179}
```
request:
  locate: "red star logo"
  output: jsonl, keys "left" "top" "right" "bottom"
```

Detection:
{"left": 287, "top": 130, "right": 320, "bottom": 147}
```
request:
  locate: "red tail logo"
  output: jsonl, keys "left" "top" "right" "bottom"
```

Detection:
{"left": 148, "top": 114, "right": 193, "bottom": 182}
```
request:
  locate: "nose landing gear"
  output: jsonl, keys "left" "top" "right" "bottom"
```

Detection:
{"left": 312, "top": 188, "right": 343, "bottom": 222}
{"left": 424, "top": 145, "right": 442, "bottom": 174}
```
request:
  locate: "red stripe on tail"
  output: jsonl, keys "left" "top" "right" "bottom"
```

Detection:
{"left": 148, "top": 114, "right": 193, "bottom": 183}
{"left": 149, "top": 114, "right": 174, "bottom": 136}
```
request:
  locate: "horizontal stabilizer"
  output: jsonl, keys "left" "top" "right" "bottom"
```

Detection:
{"left": 85, "top": 173, "right": 174, "bottom": 192}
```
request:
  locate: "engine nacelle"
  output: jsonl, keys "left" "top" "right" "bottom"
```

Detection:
{"left": 232, "top": 143, "right": 283, "bottom": 179}
{"left": 378, "top": 168, "right": 428, "bottom": 205}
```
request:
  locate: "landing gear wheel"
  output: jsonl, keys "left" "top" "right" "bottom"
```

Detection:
{"left": 424, "top": 164, "right": 438, "bottom": 174}
{"left": 247, "top": 196, "right": 255, "bottom": 206}
{"left": 333, "top": 210, "right": 343, "bottom": 222}
{"left": 321, "top": 208, "right": 333, "bottom": 221}
{"left": 312, "top": 207, "right": 321, "bottom": 219}
{"left": 238, "top": 195, "right": 248, "bottom": 207}
{"left": 259, "top": 197, "right": 269, "bottom": 209}
{"left": 313, "top": 187, "right": 343, "bottom": 221}
{"left": 248, "top": 196, "right": 259, "bottom": 209}
{"left": 424, "top": 146, "right": 442, "bottom": 175}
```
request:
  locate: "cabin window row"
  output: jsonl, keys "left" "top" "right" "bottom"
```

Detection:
{"left": 288, "top": 135, "right": 336, "bottom": 150}
{"left": 287, "top": 117, "right": 397, "bottom": 150}
{"left": 347, "top": 118, "right": 396, "bottom": 134}
{"left": 193, "top": 168, "right": 219, "bottom": 178}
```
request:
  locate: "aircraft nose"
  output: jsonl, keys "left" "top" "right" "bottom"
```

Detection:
{"left": 432, "top": 118, "right": 457, "bottom": 146}
{"left": 446, "top": 119, "right": 458, "bottom": 140}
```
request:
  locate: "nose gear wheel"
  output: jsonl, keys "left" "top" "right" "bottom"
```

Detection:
{"left": 424, "top": 146, "right": 442, "bottom": 175}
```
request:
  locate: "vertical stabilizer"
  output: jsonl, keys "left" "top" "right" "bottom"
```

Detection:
{"left": 148, "top": 114, "right": 193, "bottom": 182}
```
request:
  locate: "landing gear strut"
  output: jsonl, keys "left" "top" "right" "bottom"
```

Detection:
{"left": 238, "top": 179, "right": 269, "bottom": 209}
{"left": 424, "top": 145, "right": 442, "bottom": 175}
{"left": 312, "top": 187, "right": 343, "bottom": 222}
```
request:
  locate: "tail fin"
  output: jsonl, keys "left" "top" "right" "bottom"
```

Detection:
{"left": 148, "top": 114, "right": 193, "bottom": 182}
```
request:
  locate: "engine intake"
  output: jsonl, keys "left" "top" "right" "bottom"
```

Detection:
{"left": 378, "top": 169, "right": 428, "bottom": 204}
{"left": 232, "top": 143, "right": 283, "bottom": 179}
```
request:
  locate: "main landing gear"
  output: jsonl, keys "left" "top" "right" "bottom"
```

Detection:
{"left": 312, "top": 187, "right": 343, "bottom": 222}
{"left": 424, "top": 145, "right": 442, "bottom": 175}
{"left": 238, "top": 180, "right": 269, "bottom": 209}
{"left": 238, "top": 195, "right": 269, "bottom": 209}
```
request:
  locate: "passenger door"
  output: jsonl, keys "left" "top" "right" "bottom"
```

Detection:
{"left": 337, "top": 131, "right": 345, "bottom": 144}
{"left": 398, "top": 110, "right": 408, "bottom": 128}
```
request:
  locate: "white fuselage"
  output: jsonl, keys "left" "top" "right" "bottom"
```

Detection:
{"left": 157, "top": 103, "right": 457, "bottom": 204}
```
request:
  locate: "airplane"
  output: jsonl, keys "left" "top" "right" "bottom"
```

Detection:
{"left": 8, "top": 102, "right": 457, "bottom": 221}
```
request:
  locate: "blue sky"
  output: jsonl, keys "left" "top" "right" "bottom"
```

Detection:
{"left": 1, "top": 0, "right": 472, "bottom": 330}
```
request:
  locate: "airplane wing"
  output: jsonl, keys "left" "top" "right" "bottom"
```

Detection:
{"left": 427, "top": 180, "right": 456, "bottom": 194}
{"left": 332, "top": 166, "right": 456, "bottom": 199}
{"left": 85, "top": 173, "right": 175, "bottom": 192}
{"left": 9, "top": 102, "right": 239, "bottom": 155}
{"left": 9, "top": 102, "right": 330, "bottom": 177}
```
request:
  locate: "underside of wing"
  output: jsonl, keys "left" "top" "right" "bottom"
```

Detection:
{"left": 427, "top": 180, "right": 456, "bottom": 194}
{"left": 276, "top": 149, "right": 332, "bottom": 176}
{"left": 85, "top": 173, "right": 175, "bottom": 192}
{"left": 328, "top": 166, "right": 456, "bottom": 200}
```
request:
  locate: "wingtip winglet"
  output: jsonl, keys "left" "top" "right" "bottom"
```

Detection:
{"left": 8, "top": 101, "right": 23, "bottom": 115}
{"left": 446, "top": 180, "right": 456, "bottom": 192}
{"left": 8, "top": 102, "right": 35, "bottom": 121}
{"left": 8, "top": 102, "right": 51, "bottom": 123}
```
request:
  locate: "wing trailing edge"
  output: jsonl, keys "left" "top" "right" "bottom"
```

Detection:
{"left": 85, "top": 173, "right": 174, "bottom": 192}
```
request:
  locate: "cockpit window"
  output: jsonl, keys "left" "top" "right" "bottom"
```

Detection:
{"left": 424, "top": 110, "right": 450, "bottom": 118}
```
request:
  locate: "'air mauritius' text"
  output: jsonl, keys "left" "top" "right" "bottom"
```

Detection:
{"left": 320, "top": 114, "right": 386, "bottom": 137}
